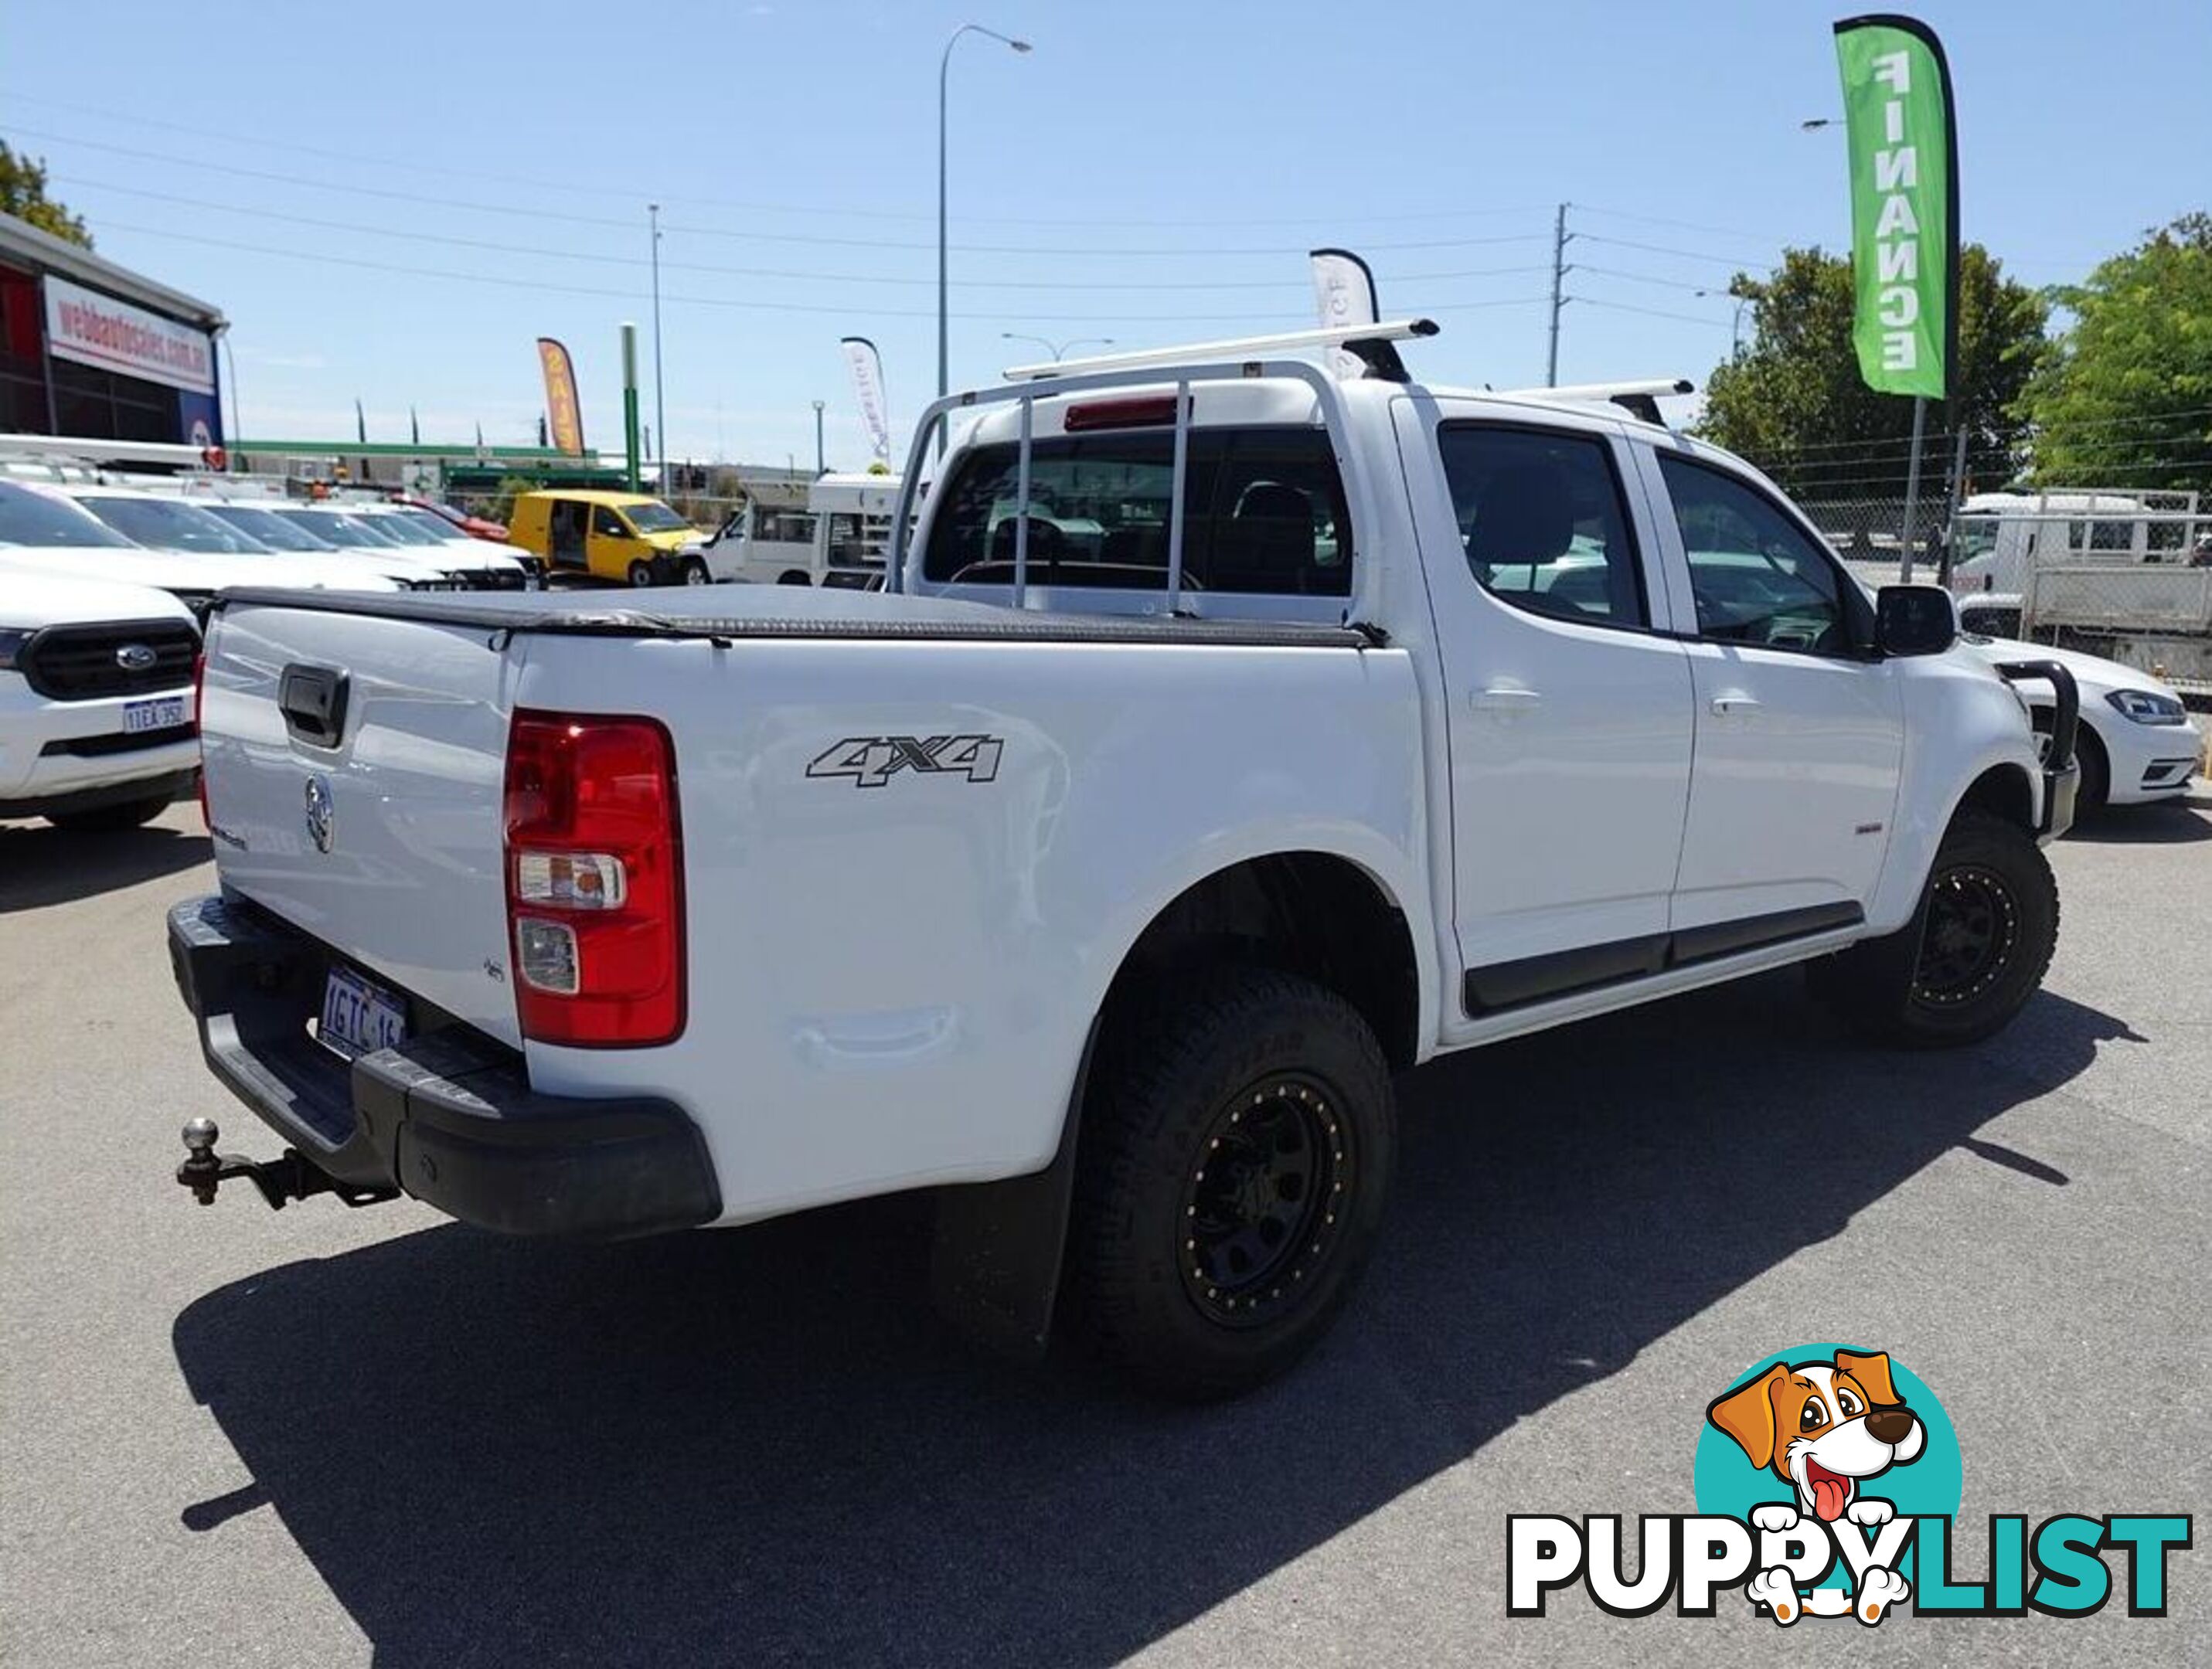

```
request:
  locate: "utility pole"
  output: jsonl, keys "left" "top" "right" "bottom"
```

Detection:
{"left": 812, "top": 399, "right": 826, "bottom": 476}
{"left": 648, "top": 203, "right": 667, "bottom": 496}
{"left": 1546, "top": 202, "right": 1571, "bottom": 387}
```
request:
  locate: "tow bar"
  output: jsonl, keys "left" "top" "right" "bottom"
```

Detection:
{"left": 176, "top": 1117, "right": 399, "bottom": 1211}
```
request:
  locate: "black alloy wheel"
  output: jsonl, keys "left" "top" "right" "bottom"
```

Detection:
{"left": 1911, "top": 863, "right": 2022, "bottom": 1010}
{"left": 1179, "top": 1073, "right": 1354, "bottom": 1327}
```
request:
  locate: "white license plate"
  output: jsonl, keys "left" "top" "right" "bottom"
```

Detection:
{"left": 318, "top": 966, "right": 409, "bottom": 1059}
{"left": 123, "top": 695, "right": 189, "bottom": 734}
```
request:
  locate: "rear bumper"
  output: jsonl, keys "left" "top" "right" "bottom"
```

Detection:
{"left": 167, "top": 894, "right": 720, "bottom": 1237}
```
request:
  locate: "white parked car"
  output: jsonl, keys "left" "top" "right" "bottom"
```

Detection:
{"left": 194, "top": 500, "right": 466, "bottom": 591}
{"left": 374, "top": 505, "right": 536, "bottom": 576}
{"left": 168, "top": 322, "right": 2081, "bottom": 1396}
{"left": 1, "top": 569, "right": 199, "bottom": 830}
{"left": 1964, "top": 634, "right": 2201, "bottom": 814}
{"left": 342, "top": 503, "right": 536, "bottom": 590}
{"left": 0, "top": 480, "right": 398, "bottom": 622}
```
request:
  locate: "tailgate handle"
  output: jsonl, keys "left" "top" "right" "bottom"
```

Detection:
{"left": 278, "top": 664, "right": 349, "bottom": 748}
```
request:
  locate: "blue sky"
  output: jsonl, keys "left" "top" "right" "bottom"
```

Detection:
{"left": 5, "top": 0, "right": 2205, "bottom": 469}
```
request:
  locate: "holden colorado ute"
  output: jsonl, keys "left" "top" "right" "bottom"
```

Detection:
{"left": 167, "top": 322, "right": 2079, "bottom": 1397}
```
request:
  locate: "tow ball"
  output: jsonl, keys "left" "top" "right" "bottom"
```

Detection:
{"left": 176, "top": 1117, "right": 399, "bottom": 1211}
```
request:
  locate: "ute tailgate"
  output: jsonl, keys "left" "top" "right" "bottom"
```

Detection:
{"left": 199, "top": 599, "right": 526, "bottom": 1046}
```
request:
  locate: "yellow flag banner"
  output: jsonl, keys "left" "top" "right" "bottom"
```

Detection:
{"left": 536, "top": 338, "right": 585, "bottom": 455}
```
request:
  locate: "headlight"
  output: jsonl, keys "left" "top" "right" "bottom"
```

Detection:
{"left": 0, "top": 627, "right": 32, "bottom": 670}
{"left": 2105, "top": 688, "right": 2187, "bottom": 726}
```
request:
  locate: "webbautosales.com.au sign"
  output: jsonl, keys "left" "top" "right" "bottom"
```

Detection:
{"left": 43, "top": 275, "right": 216, "bottom": 397}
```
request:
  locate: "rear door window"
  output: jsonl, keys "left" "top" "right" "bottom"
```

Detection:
{"left": 922, "top": 425, "right": 1352, "bottom": 596}
{"left": 1434, "top": 425, "right": 1647, "bottom": 627}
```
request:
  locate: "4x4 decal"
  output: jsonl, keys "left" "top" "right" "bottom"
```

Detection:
{"left": 806, "top": 734, "right": 1004, "bottom": 788}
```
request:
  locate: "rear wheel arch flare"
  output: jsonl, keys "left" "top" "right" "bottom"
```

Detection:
{"left": 1100, "top": 850, "right": 1421, "bottom": 1072}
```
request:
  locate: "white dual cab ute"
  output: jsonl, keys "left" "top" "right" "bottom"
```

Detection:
{"left": 2, "top": 569, "right": 198, "bottom": 828}
{"left": 169, "top": 321, "right": 2084, "bottom": 1396}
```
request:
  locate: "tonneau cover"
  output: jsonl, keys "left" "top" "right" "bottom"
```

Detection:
{"left": 210, "top": 584, "right": 1373, "bottom": 649}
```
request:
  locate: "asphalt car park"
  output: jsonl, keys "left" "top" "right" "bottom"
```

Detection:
{"left": 2, "top": 794, "right": 2206, "bottom": 1668}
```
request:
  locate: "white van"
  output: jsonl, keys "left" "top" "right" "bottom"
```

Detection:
{"left": 694, "top": 474, "right": 904, "bottom": 586}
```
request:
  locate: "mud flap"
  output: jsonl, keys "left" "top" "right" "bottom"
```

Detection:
{"left": 927, "top": 1018, "right": 1097, "bottom": 1359}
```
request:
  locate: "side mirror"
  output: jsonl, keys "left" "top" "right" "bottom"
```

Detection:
{"left": 1875, "top": 583, "right": 1959, "bottom": 657}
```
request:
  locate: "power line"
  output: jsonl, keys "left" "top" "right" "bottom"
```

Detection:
{"left": 2, "top": 93, "right": 1554, "bottom": 230}
{"left": 1575, "top": 233, "right": 1772, "bottom": 272}
{"left": 51, "top": 175, "right": 1559, "bottom": 293}
{"left": 1572, "top": 263, "right": 1727, "bottom": 295}
{"left": 1572, "top": 297, "right": 1737, "bottom": 328}
{"left": 85, "top": 218, "right": 1561, "bottom": 324}
{"left": 11, "top": 124, "right": 1552, "bottom": 257}
{"left": 1571, "top": 202, "right": 1807, "bottom": 255}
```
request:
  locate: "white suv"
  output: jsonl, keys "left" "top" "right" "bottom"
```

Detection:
{"left": 1, "top": 569, "right": 199, "bottom": 830}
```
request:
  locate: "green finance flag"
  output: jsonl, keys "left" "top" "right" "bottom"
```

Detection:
{"left": 1833, "top": 15, "right": 1957, "bottom": 398}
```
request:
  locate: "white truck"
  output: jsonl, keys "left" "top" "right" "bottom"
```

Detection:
{"left": 693, "top": 472, "right": 904, "bottom": 586}
{"left": 168, "top": 323, "right": 2081, "bottom": 1397}
{"left": 1951, "top": 488, "right": 2212, "bottom": 688}
{"left": 2, "top": 569, "right": 199, "bottom": 829}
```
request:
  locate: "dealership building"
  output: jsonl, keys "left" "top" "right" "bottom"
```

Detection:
{"left": 0, "top": 214, "right": 226, "bottom": 448}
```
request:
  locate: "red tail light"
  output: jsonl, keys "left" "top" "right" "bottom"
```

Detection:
{"left": 1062, "top": 393, "right": 1189, "bottom": 432}
{"left": 503, "top": 710, "right": 684, "bottom": 1047}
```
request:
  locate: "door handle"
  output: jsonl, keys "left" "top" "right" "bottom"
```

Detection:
{"left": 1472, "top": 686, "right": 1543, "bottom": 712}
{"left": 1709, "top": 694, "right": 1762, "bottom": 716}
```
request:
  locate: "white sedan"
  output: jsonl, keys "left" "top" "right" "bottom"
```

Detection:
{"left": 1965, "top": 635, "right": 2202, "bottom": 815}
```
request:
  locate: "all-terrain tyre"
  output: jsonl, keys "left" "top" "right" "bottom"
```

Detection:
{"left": 1064, "top": 966, "right": 1396, "bottom": 1399}
{"left": 1806, "top": 808, "right": 2058, "bottom": 1047}
{"left": 46, "top": 792, "right": 172, "bottom": 833}
{"left": 2071, "top": 726, "right": 2110, "bottom": 822}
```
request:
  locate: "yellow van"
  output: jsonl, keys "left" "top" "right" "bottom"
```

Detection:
{"left": 507, "top": 491, "right": 708, "bottom": 586}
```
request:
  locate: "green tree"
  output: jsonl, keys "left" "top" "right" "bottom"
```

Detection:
{"left": 0, "top": 142, "right": 92, "bottom": 248}
{"left": 1696, "top": 244, "right": 2047, "bottom": 502}
{"left": 2017, "top": 214, "right": 2212, "bottom": 495}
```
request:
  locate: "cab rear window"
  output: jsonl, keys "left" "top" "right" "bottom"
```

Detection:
{"left": 922, "top": 426, "right": 1352, "bottom": 596}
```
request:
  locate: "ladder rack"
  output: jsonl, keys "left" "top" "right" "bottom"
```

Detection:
{"left": 886, "top": 320, "right": 1440, "bottom": 624}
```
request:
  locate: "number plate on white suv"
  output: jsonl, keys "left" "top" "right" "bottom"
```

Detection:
{"left": 123, "top": 695, "right": 188, "bottom": 733}
{"left": 318, "top": 965, "right": 408, "bottom": 1059}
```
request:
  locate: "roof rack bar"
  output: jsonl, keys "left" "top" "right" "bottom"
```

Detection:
{"left": 1165, "top": 379, "right": 1192, "bottom": 614}
{"left": 1489, "top": 378, "right": 1694, "bottom": 403}
{"left": 1004, "top": 318, "right": 1438, "bottom": 382}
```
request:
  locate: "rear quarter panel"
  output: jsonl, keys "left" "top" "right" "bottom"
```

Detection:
{"left": 516, "top": 633, "right": 1431, "bottom": 1224}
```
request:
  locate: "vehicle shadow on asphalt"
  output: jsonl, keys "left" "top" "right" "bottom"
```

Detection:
{"left": 2063, "top": 799, "right": 2211, "bottom": 845}
{"left": 170, "top": 970, "right": 2131, "bottom": 1669}
{"left": 0, "top": 822, "right": 209, "bottom": 913}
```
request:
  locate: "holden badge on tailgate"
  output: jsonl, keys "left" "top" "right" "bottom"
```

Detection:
{"left": 304, "top": 774, "right": 335, "bottom": 853}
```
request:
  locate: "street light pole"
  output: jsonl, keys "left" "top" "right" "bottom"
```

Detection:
{"left": 939, "top": 24, "right": 1032, "bottom": 450}
{"left": 648, "top": 202, "right": 667, "bottom": 495}
{"left": 1000, "top": 331, "right": 1114, "bottom": 362}
{"left": 812, "top": 399, "right": 825, "bottom": 476}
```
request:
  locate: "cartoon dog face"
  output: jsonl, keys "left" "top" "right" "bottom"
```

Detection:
{"left": 1707, "top": 1350, "right": 1925, "bottom": 1522}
